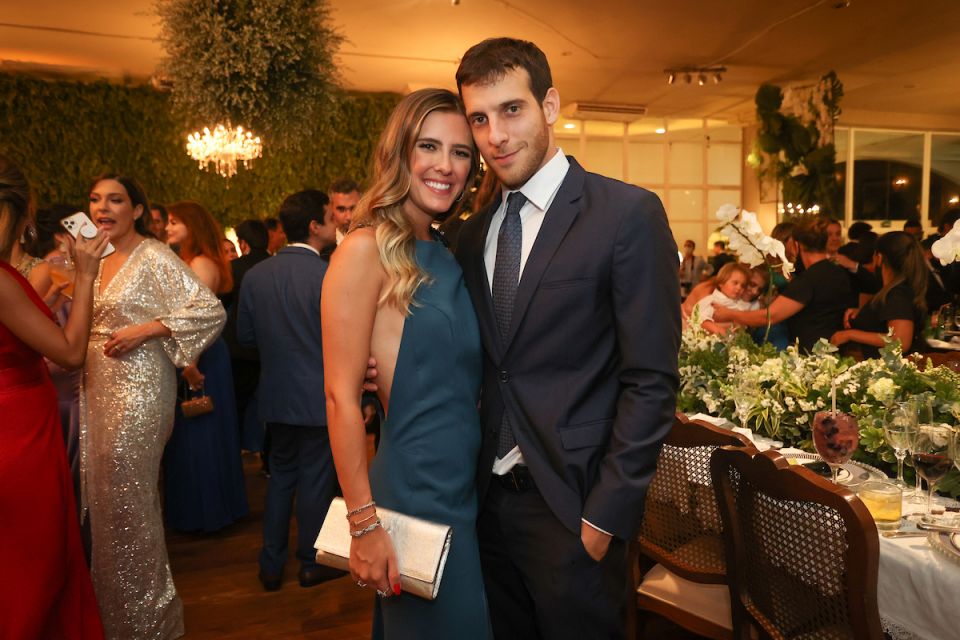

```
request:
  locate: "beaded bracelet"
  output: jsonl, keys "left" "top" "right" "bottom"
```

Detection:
{"left": 346, "top": 500, "right": 376, "bottom": 517}
{"left": 350, "top": 519, "right": 383, "bottom": 538}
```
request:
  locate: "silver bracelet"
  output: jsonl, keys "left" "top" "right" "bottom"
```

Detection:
{"left": 346, "top": 500, "right": 376, "bottom": 517}
{"left": 350, "top": 518, "right": 383, "bottom": 538}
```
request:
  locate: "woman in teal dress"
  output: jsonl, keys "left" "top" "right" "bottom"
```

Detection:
{"left": 322, "top": 88, "right": 492, "bottom": 639}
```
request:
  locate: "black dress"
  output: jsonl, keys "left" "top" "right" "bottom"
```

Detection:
{"left": 780, "top": 259, "right": 855, "bottom": 352}
{"left": 849, "top": 281, "right": 921, "bottom": 358}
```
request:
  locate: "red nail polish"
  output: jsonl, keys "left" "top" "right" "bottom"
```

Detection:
{"left": 393, "top": 583, "right": 401, "bottom": 595}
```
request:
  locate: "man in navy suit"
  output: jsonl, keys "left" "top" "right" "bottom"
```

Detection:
{"left": 237, "top": 190, "right": 342, "bottom": 591}
{"left": 455, "top": 38, "right": 681, "bottom": 639}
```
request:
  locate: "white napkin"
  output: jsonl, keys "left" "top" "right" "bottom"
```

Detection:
{"left": 688, "top": 413, "right": 729, "bottom": 427}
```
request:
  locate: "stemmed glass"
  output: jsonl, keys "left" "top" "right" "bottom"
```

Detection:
{"left": 908, "top": 395, "right": 936, "bottom": 503}
{"left": 912, "top": 423, "right": 954, "bottom": 516}
{"left": 883, "top": 402, "right": 917, "bottom": 489}
{"left": 813, "top": 410, "right": 859, "bottom": 484}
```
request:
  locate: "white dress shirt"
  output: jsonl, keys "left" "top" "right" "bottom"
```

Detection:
{"left": 485, "top": 148, "right": 569, "bottom": 476}
{"left": 287, "top": 242, "right": 319, "bottom": 256}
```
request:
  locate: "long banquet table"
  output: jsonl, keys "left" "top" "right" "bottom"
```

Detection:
{"left": 690, "top": 415, "right": 960, "bottom": 639}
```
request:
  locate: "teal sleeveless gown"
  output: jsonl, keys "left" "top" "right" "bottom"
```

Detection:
{"left": 369, "top": 238, "right": 493, "bottom": 639}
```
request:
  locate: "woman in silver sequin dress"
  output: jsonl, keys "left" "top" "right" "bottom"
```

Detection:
{"left": 81, "top": 175, "right": 225, "bottom": 639}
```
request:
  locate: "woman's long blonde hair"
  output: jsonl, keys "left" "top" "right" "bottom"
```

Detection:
{"left": 350, "top": 88, "right": 477, "bottom": 314}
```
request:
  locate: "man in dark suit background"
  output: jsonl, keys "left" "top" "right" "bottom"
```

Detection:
{"left": 237, "top": 190, "right": 342, "bottom": 591}
{"left": 222, "top": 220, "right": 271, "bottom": 458}
{"left": 455, "top": 38, "right": 681, "bottom": 639}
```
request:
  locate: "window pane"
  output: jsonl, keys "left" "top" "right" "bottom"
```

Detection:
{"left": 835, "top": 129, "right": 849, "bottom": 217}
{"left": 708, "top": 189, "right": 741, "bottom": 219}
{"left": 628, "top": 142, "right": 665, "bottom": 185}
{"left": 667, "top": 188, "right": 703, "bottom": 220}
{"left": 707, "top": 144, "right": 742, "bottom": 186}
{"left": 851, "top": 131, "right": 923, "bottom": 220}
{"left": 931, "top": 134, "right": 960, "bottom": 220}
{"left": 669, "top": 143, "right": 703, "bottom": 184}
{"left": 583, "top": 139, "right": 623, "bottom": 181}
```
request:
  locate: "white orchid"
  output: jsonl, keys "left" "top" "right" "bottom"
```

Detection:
{"left": 932, "top": 225, "right": 960, "bottom": 266}
{"left": 716, "top": 203, "right": 740, "bottom": 223}
{"left": 716, "top": 205, "right": 794, "bottom": 277}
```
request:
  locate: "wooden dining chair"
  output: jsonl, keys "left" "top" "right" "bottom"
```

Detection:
{"left": 635, "top": 413, "right": 753, "bottom": 639}
{"left": 710, "top": 447, "right": 883, "bottom": 640}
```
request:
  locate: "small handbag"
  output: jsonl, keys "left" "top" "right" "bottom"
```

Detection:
{"left": 180, "top": 380, "right": 214, "bottom": 418}
{"left": 314, "top": 497, "right": 452, "bottom": 600}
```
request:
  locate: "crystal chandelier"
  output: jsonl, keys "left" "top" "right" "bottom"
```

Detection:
{"left": 186, "top": 124, "right": 263, "bottom": 178}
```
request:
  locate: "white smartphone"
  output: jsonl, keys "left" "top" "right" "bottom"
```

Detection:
{"left": 60, "top": 212, "right": 116, "bottom": 257}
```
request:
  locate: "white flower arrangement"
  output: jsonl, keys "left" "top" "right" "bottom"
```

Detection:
{"left": 932, "top": 225, "right": 960, "bottom": 266}
{"left": 716, "top": 205, "right": 794, "bottom": 277}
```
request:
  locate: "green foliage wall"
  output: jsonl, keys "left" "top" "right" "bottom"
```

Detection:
{"left": 0, "top": 74, "right": 400, "bottom": 225}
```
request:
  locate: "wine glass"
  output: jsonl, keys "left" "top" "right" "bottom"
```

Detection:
{"left": 883, "top": 402, "right": 917, "bottom": 489}
{"left": 912, "top": 423, "right": 954, "bottom": 516}
{"left": 813, "top": 411, "right": 859, "bottom": 483}
{"left": 908, "top": 395, "right": 936, "bottom": 503}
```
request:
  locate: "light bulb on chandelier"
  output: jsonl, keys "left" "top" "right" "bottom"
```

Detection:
{"left": 186, "top": 124, "right": 263, "bottom": 178}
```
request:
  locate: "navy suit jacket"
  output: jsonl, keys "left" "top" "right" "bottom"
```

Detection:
{"left": 237, "top": 246, "right": 328, "bottom": 426}
{"left": 456, "top": 157, "right": 681, "bottom": 540}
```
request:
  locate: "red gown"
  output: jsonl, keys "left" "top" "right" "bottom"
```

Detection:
{"left": 0, "top": 261, "right": 104, "bottom": 639}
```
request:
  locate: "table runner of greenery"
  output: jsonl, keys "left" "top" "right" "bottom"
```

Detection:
{"left": 678, "top": 324, "right": 960, "bottom": 498}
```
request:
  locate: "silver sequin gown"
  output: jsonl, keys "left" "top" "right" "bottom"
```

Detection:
{"left": 80, "top": 239, "right": 226, "bottom": 639}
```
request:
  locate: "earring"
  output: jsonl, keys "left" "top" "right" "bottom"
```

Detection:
{"left": 19, "top": 223, "right": 37, "bottom": 244}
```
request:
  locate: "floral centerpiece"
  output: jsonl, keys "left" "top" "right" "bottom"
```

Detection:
{"left": 678, "top": 322, "right": 960, "bottom": 498}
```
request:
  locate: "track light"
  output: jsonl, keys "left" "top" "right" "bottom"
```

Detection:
{"left": 664, "top": 66, "right": 726, "bottom": 86}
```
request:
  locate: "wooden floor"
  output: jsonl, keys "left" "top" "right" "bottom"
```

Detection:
{"left": 167, "top": 453, "right": 373, "bottom": 639}
{"left": 167, "top": 452, "right": 706, "bottom": 639}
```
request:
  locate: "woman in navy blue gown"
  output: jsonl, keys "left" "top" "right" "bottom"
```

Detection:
{"left": 162, "top": 201, "right": 248, "bottom": 532}
{"left": 322, "top": 89, "right": 492, "bottom": 639}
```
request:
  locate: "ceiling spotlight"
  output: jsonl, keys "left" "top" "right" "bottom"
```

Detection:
{"left": 563, "top": 123, "right": 576, "bottom": 130}
{"left": 666, "top": 66, "right": 726, "bottom": 87}
{"left": 655, "top": 127, "right": 666, "bottom": 134}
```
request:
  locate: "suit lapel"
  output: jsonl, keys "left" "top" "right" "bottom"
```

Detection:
{"left": 467, "top": 195, "right": 503, "bottom": 362}
{"left": 503, "top": 160, "right": 585, "bottom": 350}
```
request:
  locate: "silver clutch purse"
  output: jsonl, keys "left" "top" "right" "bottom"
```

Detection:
{"left": 313, "top": 497, "right": 453, "bottom": 600}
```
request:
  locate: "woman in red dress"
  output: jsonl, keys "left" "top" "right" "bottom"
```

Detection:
{"left": 0, "top": 154, "right": 109, "bottom": 639}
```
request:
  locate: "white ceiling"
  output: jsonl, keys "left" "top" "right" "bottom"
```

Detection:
{"left": 2, "top": 0, "right": 960, "bottom": 124}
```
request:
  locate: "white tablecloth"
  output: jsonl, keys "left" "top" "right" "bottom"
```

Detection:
{"left": 690, "top": 415, "right": 960, "bottom": 639}
{"left": 877, "top": 497, "right": 960, "bottom": 640}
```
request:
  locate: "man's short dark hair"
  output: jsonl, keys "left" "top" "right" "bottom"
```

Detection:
{"left": 330, "top": 177, "right": 360, "bottom": 195}
{"left": 456, "top": 37, "right": 553, "bottom": 103}
{"left": 714, "top": 240, "right": 726, "bottom": 249}
{"left": 939, "top": 208, "right": 960, "bottom": 233}
{"left": 847, "top": 221, "right": 873, "bottom": 241}
{"left": 150, "top": 203, "right": 169, "bottom": 224}
{"left": 278, "top": 190, "right": 329, "bottom": 243}
{"left": 235, "top": 219, "right": 268, "bottom": 251}
{"left": 903, "top": 218, "right": 922, "bottom": 230}
{"left": 264, "top": 217, "right": 280, "bottom": 231}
